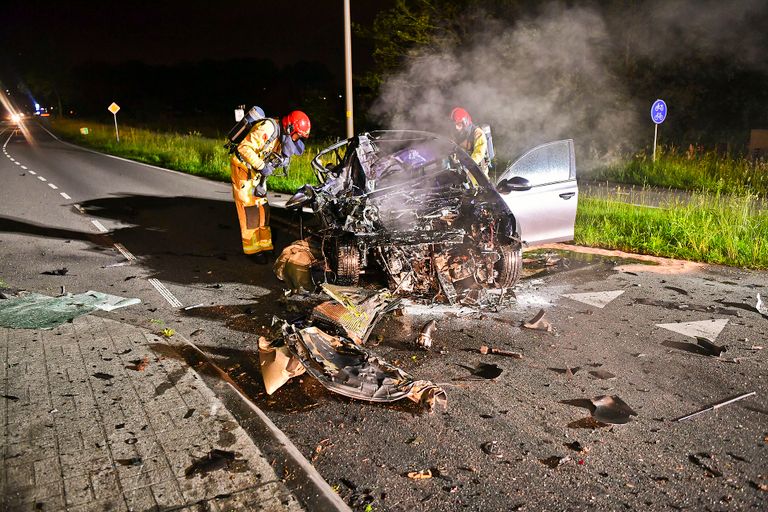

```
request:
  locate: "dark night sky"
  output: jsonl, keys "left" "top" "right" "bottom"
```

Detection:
{"left": 0, "top": 0, "right": 387, "bottom": 78}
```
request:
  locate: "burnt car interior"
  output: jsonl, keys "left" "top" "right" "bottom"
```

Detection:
{"left": 287, "top": 131, "right": 523, "bottom": 307}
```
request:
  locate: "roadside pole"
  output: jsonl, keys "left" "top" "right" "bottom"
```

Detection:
{"left": 108, "top": 102, "right": 121, "bottom": 142}
{"left": 651, "top": 99, "right": 667, "bottom": 162}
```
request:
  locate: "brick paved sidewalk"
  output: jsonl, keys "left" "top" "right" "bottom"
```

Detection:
{"left": 1, "top": 314, "right": 305, "bottom": 511}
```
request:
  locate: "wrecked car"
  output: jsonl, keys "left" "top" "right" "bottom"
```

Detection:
{"left": 287, "top": 131, "right": 578, "bottom": 305}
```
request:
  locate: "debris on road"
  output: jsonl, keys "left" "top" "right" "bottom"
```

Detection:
{"left": 415, "top": 320, "right": 436, "bottom": 349}
{"left": 127, "top": 357, "right": 150, "bottom": 371}
{"left": 589, "top": 369, "right": 616, "bottom": 380}
{"left": 481, "top": 441, "right": 503, "bottom": 458}
{"left": 479, "top": 345, "right": 523, "bottom": 359}
{"left": 310, "top": 284, "right": 400, "bottom": 344}
{"left": 590, "top": 395, "right": 637, "bottom": 424}
{"left": 184, "top": 449, "right": 247, "bottom": 478}
{"left": 456, "top": 362, "right": 504, "bottom": 381}
{"left": 258, "top": 336, "right": 306, "bottom": 395}
{"left": 273, "top": 239, "right": 322, "bottom": 294}
{"left": 695, "top": 337, "right": 727, "bottom": 357}
{"left": 0, "top": 290, "right": 140, "bottom": 329}
{"left": 522, "top": 309, "right": 553, "bottom": 332}
{"left": 41, "top": 267, "right": 68, "bottom": 276}
{"left": 688, "top": 452, "right": 723, "bottom": 477}
{"left": 634, "top": 298, "right": 740, "bottom": 317}
{"left": 675, "top": 391, "right": 757, "bottom": 422}
{"left": 540, "top": 455, "right": 572, "bottom": 469}
{"left": 407, "top": 469, "right": 433, "bottom": 480}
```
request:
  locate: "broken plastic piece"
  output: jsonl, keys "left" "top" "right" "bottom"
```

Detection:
{"left": 590, "top": 395, "right": 637, "bottom": 424}
{"left": 522, "top": 309, "right": 552, "bottom": 332}
{"left": 540, "top": 455, "right": 572, "bottom": 469}
{"left": 258, "top": 336, "right": 306, "bottom": 395}
{"left": 310, "top": 285, "right": 400, "bottom": 344}
{"left": 406, "top": 469, "right": 433, "bottom": 480}
{"left": 695, "top": 337, "right": 727, "bottom": 357}
{"left": 415, "top": 320, "right": 436, "bottom": 349}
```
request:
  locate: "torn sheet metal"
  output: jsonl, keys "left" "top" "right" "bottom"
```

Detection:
{"left": 258, "top": 336, "right": 306, "bottom": 395}
{"left": 415, "top": 320, "right": 436, "bottom": 349}
{"left": 522, "top": 308, "right": 553, "bottom": 332}
{"left": 285, "top": 325, "right": 447, "bottom": 411}
{"left": 273, "top": 239, "right": 323, "bottom": 293}
{"left": 310, "top": 284, "right": 400, "bottom": 344}
{"left": 0, "top": 291, "right": 140, "bottom": 329}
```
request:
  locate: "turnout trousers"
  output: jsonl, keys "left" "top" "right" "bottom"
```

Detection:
{"left": 230, "top": 161, "right": 273, "bottom": 255}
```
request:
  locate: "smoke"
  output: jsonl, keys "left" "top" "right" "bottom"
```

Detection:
{"left": 371, "top": 0, "right": 768, "bottom": 167}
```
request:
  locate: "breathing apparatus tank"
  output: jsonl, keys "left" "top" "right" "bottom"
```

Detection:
{"left": 225, "top": 106, "right": 265, "bottom": 153}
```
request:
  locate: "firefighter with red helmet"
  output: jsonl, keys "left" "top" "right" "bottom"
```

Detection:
{"left": 451, "top": 107, "right": 490, "bottom": 175}
{"left": 230, "top": 110, "right": 311, "bottom": 262}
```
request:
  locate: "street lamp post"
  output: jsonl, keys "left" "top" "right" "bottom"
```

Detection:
{"left": 344, "top": 0, "right": 354, "bottom": 138}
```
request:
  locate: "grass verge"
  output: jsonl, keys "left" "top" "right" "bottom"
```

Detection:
{"left": 575, "top": 192, "right": 768, "bottom": 268}
{"left": 48, "top": 119, "right": 318, "bottom": 193}
{"left": 590, "top": 148, "right": 768, "bottom": 197}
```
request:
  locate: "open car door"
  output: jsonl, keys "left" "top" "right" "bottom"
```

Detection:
{"left": 495, "top": 139, "right": 578, "bottom": 246}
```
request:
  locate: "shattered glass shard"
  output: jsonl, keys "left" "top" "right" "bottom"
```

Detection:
{"left": 590, "top": 395, "right": 637, "bottom": 424}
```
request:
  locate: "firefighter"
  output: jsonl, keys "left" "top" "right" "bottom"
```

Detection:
{"left": 230, "top": 110, "right": 311, "bottom": 262}
{"left": 451, "top": 107, "right": 489, "bottom": 175}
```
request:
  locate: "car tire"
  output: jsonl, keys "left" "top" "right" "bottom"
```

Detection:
{"left": 496, "top": 243, "right": 522, "bottom": 288}
{"left": 334, "top": 240, "right": 360, "bottom": 286}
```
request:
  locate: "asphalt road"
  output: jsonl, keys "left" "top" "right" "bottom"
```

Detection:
{"left": 1, "top": 122, "right": 767, "bottom": 511}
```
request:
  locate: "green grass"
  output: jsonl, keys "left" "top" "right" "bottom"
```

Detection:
{"left": 575, "top": 192, "right": 768, "bottom": 268}
{"left": 590, "top": 148, "right": 768, "bottom": 197}
{"left": 49, "top": 119, "right": 318, "bottom": 193}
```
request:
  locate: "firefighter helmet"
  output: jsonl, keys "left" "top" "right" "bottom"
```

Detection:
{"left": 282, "top": 111, "right": 311, "bottom": 139}
{"left": 451, "top": 107, "right": 472, "bottom": 127}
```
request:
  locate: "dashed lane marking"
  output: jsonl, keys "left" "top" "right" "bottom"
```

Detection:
{"left": 48, "top": 183, "right": 58, "bottom": 190}
{"left": 60, "top": 192, "right": 71, "bottom": 200}
{"left": 114, "top": 243, "right": 136, "bottom": 261}
{"left": 656, "top": 319, "right": 729, "bottom": 341}
{"left": 562, "top": 290, "right": 625, "bottom": 309}
{"left": 20, "top": 165, "right": 27, "bottom": 169}
{"left": 91, "top": 219, "right": 109, "bottom": 233}
{"left": 13, "top": 161, "right": 20, "bottom": 165}
{"left": 28, "top": 170, "right": 36, "bottom": 175}
{"left": 148, "top": 278, "right": 183, "bottom": 308}
{"left": 37, "top": 176, "right": 47, "bottom": 182}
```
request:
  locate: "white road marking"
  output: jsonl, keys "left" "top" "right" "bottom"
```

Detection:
{"left": 148, "top": 278, "right": 183, "bottom": 308}
{"left": 73, "top": 204, "right": 86, "bottom": 214}
{"left": 60, "top": 192, "right": 71, "bottom": 200}
{"left": 28, "top": 170, "right": 36, "bottom": 175}
{"left": 37, "top": 176, "right": 47, "bottom": 182}
{"left": 48, "top": 183, "right": 58, "bottom": 190}
{"left": 91, "top": 219, "right": 109, "bottom": 233}
{"left": 20, "top": 165, "right": 27, "bottom": 169}
{"left": 656, "top": 319, "right": 729, "bottom": 341}
{"left": 13, "top": 161, "right": 20, "bottom": 165}
{"left": 114, "top": 243, "right": 136, "bottom": 261}
{"left": 562, "top": 290, "right": 625, "bottom": 309}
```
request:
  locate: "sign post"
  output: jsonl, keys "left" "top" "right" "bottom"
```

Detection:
{"left": 108, "top": 102, "right": 121, "bottom": 142}
{"left": 651, "top": 99, "right": 667, "bottom": 162}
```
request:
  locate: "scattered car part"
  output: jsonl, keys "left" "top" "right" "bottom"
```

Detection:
{"left": 522, "top": 309, "right": 553, "bottom": 332}
{"left": 590, "top": 395, "right": 637, "bottom": 424}
{"left": 284, "top": 324, "right": 447, "bottom": 411}
{"left": 456, "top": 362, "right": 503, "bottom": 380}
{"left": 310, "top": 284, "right": 400, "bottom": 344}
{"left": 479, "top": 345, "right": 523, "bottom": 358}
{"left": 273, "top": 239, "right": 323, "bottom": 293}
{"left": 406, "top": 469, "right": 433, "bottom": 480}
{"left": 258, "top": 336, "right": 306, "bottom": 395}
{"left": 675, "top": 391, "right": 757, "bottom": 422}
{"left": 696, "top": 337, "right": 727, "bottom": 357}
{"left": 415, "top": 319, "right": 436, "bottom": 349}
{"left": 540, "top": 455, "right": 572, "bottom": 469}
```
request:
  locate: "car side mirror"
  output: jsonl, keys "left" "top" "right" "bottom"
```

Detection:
{"left": 286, "top": 185, "right": 315, "bottom": 209}
{"left": 497, "top": 176, "right": 532, "bottom": 194}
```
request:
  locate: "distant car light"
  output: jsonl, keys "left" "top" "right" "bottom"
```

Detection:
{"left": 10, "top": 113, "right": 21, "bottom": 123}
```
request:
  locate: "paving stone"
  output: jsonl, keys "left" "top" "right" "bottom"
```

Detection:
{"left": 1, "top": 316, "right": 307, "bottom": 512}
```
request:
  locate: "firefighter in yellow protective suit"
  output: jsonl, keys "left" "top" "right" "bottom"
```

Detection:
{"left": 451, "top": 107, "right": 489, "bottom": 177}
{"left": 230, "top": 110, "right": 311, "bottom": 261}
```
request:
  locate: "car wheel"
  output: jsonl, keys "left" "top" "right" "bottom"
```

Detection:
{"left": 334, "top": 240, "right": 360, "bottom": 286}
{"left": 495, "top": 243, "right": 522, "bottom": 288}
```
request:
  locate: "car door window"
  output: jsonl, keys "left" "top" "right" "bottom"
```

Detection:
{"left": 499, "top": 140, "right": 575, "bottom": 186}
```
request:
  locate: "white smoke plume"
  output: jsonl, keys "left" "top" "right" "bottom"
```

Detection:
{"left": 371, "top": 0, "right": 768, "bottom": 168}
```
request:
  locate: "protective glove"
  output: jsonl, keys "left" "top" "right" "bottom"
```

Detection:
{"left": 255, "top": 184, "right": 267, "bottom": 197}
{"left": 260, "top": 163, "right": 274, "bottom": 177}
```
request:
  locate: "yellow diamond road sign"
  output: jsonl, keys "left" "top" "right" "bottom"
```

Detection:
{"left": 108, "top": 102, "right": 120, "bottom": 115}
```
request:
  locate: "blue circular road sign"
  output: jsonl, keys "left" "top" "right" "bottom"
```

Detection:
{"left": 651, "top": 99, "right": 667, "bottom": 124}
